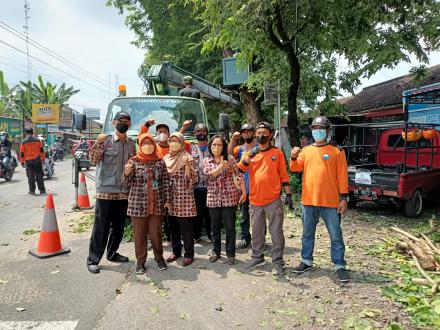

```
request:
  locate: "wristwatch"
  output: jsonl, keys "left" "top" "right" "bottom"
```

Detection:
{"left": 339, "top": 194, "right": 348, "bottom": 201}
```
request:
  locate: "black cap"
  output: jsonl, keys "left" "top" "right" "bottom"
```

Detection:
{"left": 25, "top": 127, "right": 34, "bottom": 134}
{"left": 114, "top": 111, "right": 131, "bottom": 120}
{"left": 256, "top": 121, "right": 273, "bottom": 132}
{"left": 194, "top": 123, "right": 208, "bottom": 132}
{"left": 310, "top": 116, "right": 331, "bottom": 128}
{"left": 156, "top": 123, "right": 170, "bottom": 132}
{"left": 240, "top": 123, "right": 255, "bottom": 132}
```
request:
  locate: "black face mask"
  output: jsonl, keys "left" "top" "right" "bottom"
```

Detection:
{"left": 196, "top": 134, "right": 208, "bottom": 141}
{"left": 243, "top": 137, "right": 253, "bottom": 144}
{"left": 256, "top": 135, "right": 270, "bottom": 144}
{"left": 116, "top": 123, "right": 129, "bottom": 133}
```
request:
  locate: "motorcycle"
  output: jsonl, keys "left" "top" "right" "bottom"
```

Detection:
{"left": 0, "top": 147, "right": 15, "bottom": 181}
{"left": 74, "top": 150, "right": 90, "bottom": 170}
{"left": 51, "top": 145, "right": 64, "bottom": 161}
{"left": 42, "top": 151, "right": 55, "bottom": 179}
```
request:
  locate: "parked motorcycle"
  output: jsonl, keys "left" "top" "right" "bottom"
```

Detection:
{"left": 0, "top": 147, "right": 15, "bottom": 181}
{"left": 42, "top": 152, "right": 55, "bottom": 179}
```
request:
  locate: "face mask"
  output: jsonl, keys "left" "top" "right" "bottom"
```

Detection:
{"left": 156, "top": 132, "right": 168, "bottom": 142}
{"left": 243, "top": 137, "right": 253, "bottom": 144}
{"left": 169, "top": 141, "right": 182, "bottom": 152}
{"left": 141, "top": 144, "right": 155, "bottom": 155}
{"left": 256, "top": 135, "right": 270, "bottom": 144}
{"left": 312, "top": 129, "right": 327, "bottom": 142}
{"left": 211, "top": 146, "right": 223, "bottom": 156}
{"left": 116, "top": 123, "right": 129, "bottom": 133}
{"left": 196, "top": 134, "right": 207, "bottom": 141}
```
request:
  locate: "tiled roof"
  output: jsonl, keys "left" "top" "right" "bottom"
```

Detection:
{"left": 339, "top": 65, "right": 440, "bottom": 113}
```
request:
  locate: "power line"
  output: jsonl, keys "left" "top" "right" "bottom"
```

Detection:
{"left": 0, "top": 19, "right": 109, "bottom": 87}
{"left": 0, "top": 39, "right": 110, "bottom": 94}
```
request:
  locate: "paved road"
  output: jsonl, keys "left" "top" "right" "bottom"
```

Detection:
{"left": 0, "top": 160, "right": 77, "bottom": 257}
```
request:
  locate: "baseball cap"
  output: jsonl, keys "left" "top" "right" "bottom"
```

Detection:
{"left": 114, "top": 111, "right": 131, "bottom": 120}
{"left": 194, "top": 123, "right": 208, "bottom": 132}
{"left": 310, "top": 116, "right": 331, "bottom": 128}
{"left": 240, "top": 123, "right": 255, "bottom": 132}
{"left": 256, "top": 121, "right": 273, "bottom": 132}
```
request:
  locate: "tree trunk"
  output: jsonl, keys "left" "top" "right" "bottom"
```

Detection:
{"left": 240, "top": 87, "right": 262, "bottom": 125}
{"left": 286, "top": 53, "right": 301, "bottom": 147}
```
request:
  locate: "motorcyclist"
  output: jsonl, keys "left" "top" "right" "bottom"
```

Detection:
{"left": 52, "top": 137, "right": 64, "bottom": 160}
{"left": 0, "top": 131, "right": 12, "bottom": 170}
{"left": 37, "top": 135, "right": 53, "bottom": 177}
{"left": 75, "top": 136, "right": 89, "bottom": 152}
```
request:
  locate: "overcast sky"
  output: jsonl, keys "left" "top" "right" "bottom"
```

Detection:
{"left": 1, "top": 0, "right": 439, "bottom": 120}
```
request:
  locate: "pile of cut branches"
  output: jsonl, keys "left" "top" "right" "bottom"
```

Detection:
{"left": 392, "top": 224, "right": 440, "bottom": 294}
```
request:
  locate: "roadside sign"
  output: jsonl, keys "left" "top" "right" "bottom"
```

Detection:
{"left": 36, "top": 123, "right": 47, "bottom": 129}
{"left": 32, "top": 104, "right": 60, "bottom": 123}
{"left": 83, "top": 108, "right": 100, "bottom": 120}
{"left": 47, "top": 124, "right": 59, "bottom": 133}
{"left": 47, "top": 133, "right": 57, "bottom": 146}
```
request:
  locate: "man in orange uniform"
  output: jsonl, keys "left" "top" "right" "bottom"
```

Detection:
{"left": 20, "top": 128, "right": 46, "bottom": 195}
{"left": 290, "top": 116, "right": 349, "bottom": 282}
{"left": 238, "top": 122, "right": 293, "bottom": 276}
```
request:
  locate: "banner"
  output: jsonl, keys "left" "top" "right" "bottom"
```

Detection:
{"left": 32, "top": 104, "right": 60, "bottom": 124}
{"left": 0, "top": 116, "right": 21, "bottom": 137}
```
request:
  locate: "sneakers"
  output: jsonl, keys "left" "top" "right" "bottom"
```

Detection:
{"left": 226, "top": 257, "right": 237, "bottom": 265}
{"left": 157, "top": 259, "right": 167, "bottom": 271}
{"left": 272, "top": 263, "right": 284, "bottom": 276}
{"left": 337, "top": 268, "right": 349, "bottom": 282}
{"left": 236, "top": 239, "right": 250, "bottom": 249}
{"left": 209, "top": 255, "right": 220, "bottom": 263}
{"left": 135, "top": 264, "right": 146, "bottom": 275}
{"left": 107, "top": 253, "right": 129, "bottom": 262}
{"left": 247, "top": 258, "right": 266, "bottom": 269}
{"left": 28, "top": 191, "right": 35, "bottom": 196}
{"left": 292, "top": 262, "right": 313, "bottom": 274}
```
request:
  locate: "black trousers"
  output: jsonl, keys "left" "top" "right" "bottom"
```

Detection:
{"left": 193, "top": 188, "right": 211, "bottom": 240}
{"left": 169, "top": 216, "right": 194, "bottom": 259}
{"left": 163, "top": 215, "right": 170, "bottom": 241}
{"left": 240, "top": 197, "right": 251, "bottom": 244}
{"left": 87, "top": 199, "right": 128, "bottom": 265}
{"left": 25, "top": 158, "right": 45, "bottom": 193}
{"left": 209, "top": 207, "right": 236, "bottom": 258}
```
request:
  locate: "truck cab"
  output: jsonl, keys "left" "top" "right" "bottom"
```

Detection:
{"left": 102, "top": 96, "right": 208, "bottom": 140}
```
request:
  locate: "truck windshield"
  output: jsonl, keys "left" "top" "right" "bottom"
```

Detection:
{"left": 103, "top": 97, "right": 206, "bottom": 138}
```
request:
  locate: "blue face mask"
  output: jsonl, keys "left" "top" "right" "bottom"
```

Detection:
{"left": 312, "top": 129, "right": 327, "bottom": 142}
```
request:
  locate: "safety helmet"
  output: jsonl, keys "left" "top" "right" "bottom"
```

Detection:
{"left": 37, "top": 134, "right": 45, "bottom": 142}
{"left": 183, "top": 75, "right": 193, "bottom": 85}
{"left": 310, "top": 116, "right": 331, "bottom": 128}
{"left": 240, "top": 123, "right": 255, "bottom": 132}
{"left": 80, "top": 136, "right": 86, "bottom": 141}
{"left": 0, "top": 131, "right": 8, "bottom": 138}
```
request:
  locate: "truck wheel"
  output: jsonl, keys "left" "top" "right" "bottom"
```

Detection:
{"left": 404, "top": 190, "right": 423, "bottom": 218}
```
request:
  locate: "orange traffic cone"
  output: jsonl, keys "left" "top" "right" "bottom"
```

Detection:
{"left": 29, "top": 194, "right": 70, "bottom": 259}
{"left": 78, "top": 172, "right": 92, "bottom": 209}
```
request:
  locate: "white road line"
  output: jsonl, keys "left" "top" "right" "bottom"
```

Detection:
{"left": 0, "top": 321, "right": 78, "bottom": 329}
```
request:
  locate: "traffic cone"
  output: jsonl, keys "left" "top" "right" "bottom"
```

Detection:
{"left": 29, "top": 194, "right": 70, "bottom": 259}
{"left": 78, "top": 172, "right": 92, "bottom": 209}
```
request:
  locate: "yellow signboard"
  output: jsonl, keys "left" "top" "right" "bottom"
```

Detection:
{"left": 32, "top": 104, "right": 60, "bottom": 124}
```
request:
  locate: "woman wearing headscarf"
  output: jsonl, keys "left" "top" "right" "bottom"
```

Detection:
{"left": 122, "top": 133, "right": 171, "bottom": 274}
{"left": 164, "top": 132, "right": 198, "bottom": 266}
{"left": 203, "top": 135, "right": 246, "bottom": 265}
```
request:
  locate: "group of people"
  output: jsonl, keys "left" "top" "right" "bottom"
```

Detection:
{"left": 86, "top": 111, "right": 350, "bottom": 282}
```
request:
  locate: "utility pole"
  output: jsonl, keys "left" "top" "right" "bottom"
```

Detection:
{"left": 23, "top": 0, "right": 31, "bottom": 137}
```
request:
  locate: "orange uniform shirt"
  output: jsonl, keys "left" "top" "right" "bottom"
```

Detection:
{"left": 238, "top": 147, "right": 290, "bottom": 206}
{"left": 20, "top": 137, "right": 45, "bottom": 163}
{"left": 290, "top": 144, "right": 348, "bottom": 208}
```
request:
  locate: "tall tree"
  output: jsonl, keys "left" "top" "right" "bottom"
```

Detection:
{"left": 193, "top": 0, "right": 440, "bottom": 145}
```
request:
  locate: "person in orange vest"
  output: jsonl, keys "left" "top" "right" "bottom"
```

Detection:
{"left": 20, "top": 128, "right": 46, "bottom": 195}
{"left": 237, "top": 122, "right": 293, "bottom": 276}
{"left": 289, "top": 116, "right": 349, "bottom": 282}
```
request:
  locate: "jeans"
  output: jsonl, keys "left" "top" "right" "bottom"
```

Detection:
{"left": 301, "top": 205, "right": 346, "bottom": 269}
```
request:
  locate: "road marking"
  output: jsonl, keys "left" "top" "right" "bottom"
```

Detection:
{"left": 0, "top": 321, "right": 78, "bottom": 329}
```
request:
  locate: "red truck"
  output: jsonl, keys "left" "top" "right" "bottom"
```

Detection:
{"left": 345, "top": 124, "right": 440, "bottom": 217}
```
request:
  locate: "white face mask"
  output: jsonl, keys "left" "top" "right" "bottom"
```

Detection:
{"left": 156, "top": 132, "right": 169, "bottom": 142}
{"left": 169, "top": 141, "right": 182, "bottom": 152}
